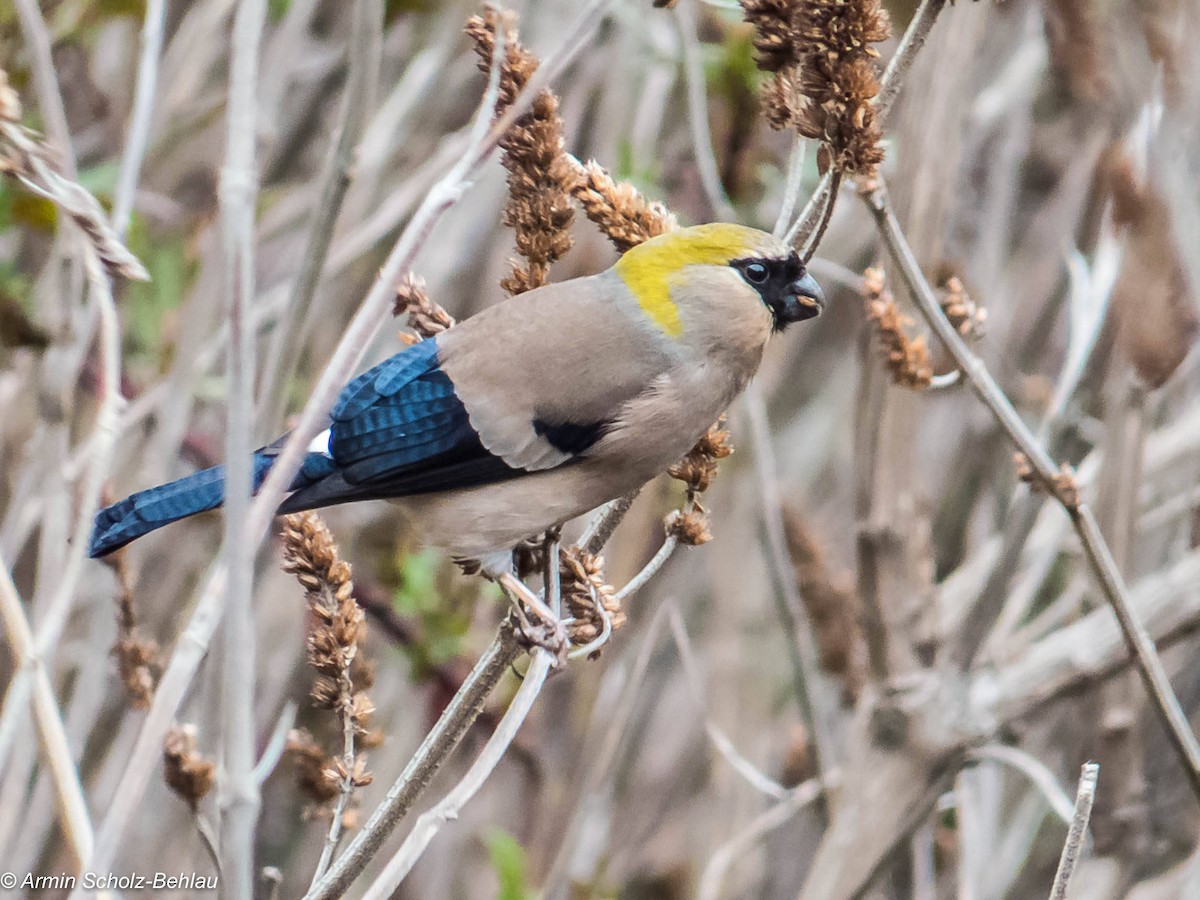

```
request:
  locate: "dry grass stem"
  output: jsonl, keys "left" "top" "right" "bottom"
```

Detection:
{"left": 1048, "top": 762, "right": 1099, "bottom": 900}
{"left": 0, "top": 69, "right": 147, "bottom": 282}
{"left": 864, "top": 178, "right": 1200, "bottom": 803}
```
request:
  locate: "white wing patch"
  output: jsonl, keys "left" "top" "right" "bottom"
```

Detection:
{"left": 307, "top": 428, "right": 333, "bottom": 457}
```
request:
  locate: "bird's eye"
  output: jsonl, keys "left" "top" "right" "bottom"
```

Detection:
{"left": 743, "top": 262, "right": 769, "bottom": 285}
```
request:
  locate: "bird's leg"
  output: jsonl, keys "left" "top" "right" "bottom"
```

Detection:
{"left": 496, "top": 571, "right": 568, "bottom": 666}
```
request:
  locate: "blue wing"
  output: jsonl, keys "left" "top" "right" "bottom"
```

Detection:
{"left": 278, "top": 339, "right": 522, "bottom": 512}
{"left": 89, "top": 337, "right": 603, "bottom": 557}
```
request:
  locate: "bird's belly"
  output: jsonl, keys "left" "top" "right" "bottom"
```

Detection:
{"left": 396, "top": 459, "right": 649, "bottom": 561}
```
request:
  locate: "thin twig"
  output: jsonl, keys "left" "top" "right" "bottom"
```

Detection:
{"left": 259, "top": 0, "right": 380, "bottom": 426}
{"left": 111, "top": 0, "right": 167, "bottom": 238}
{"left": 253, "top": 702, "right": 299, "bottom": 785}
{"left": 874, "top": 0, "right": 948, "bottom": 122}
{"left": 800, "top": 170, "right": 841, "bottom": 263}
{"left": 674, "top": 0, "right": 735, "bottom": 220}
{"left": 968, "top": 745, "right": 1075, "bottom": 824}
{"left": 581, "top": 491, "right": 640, "bottom": 554}
{"left": 1048, "top": 762, "right": 1098, "bottom": 900}
{"left": 744, "top": 382, "right": 828, "bottom": 792}
{"left": 785, "top": 172, "right": 832, "bottom": 248}
{"left": 668, "top": 605, "right": 788, "bottom": 799}
{"left": 774, "top": 137, "right": 807, "bottom": 240}
{"left": 696, "top": 776, "right": 829, "bottom": 900}
{"left": 785, "top": 0, "right": 948, "bottom": 246}
{"left": 0, "top": 553, "right": 94, "bottom": 868}
{"left": 863, "top": 179, "right": 1200, "bottom": 803}
{"left": 544, "top": 532, "right": 562, "bottom": 616}
{"left": 614, "top": 535, "right": 678, "bottom": 602}
{"left": 218, "top": 0, "right": 268, "bottom": 893}
{"left": 305, "top": 626, "right": 522, "bottom": 900}
{"left": 360, "top": 647, "right": 554, "bottom": 898}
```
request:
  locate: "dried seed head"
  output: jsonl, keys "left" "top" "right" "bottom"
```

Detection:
{"left": 1107, "top": 156, "right": 1198, "bottom": 389}
{"left": 466, "top": 11, "right": 575, "bottom": 295}
{"left": 936, "top": 272, "right": 987, "bottom": 341}
{"left": 668, "top": 419, "right": 734, "bottom": 493}
{"left": 862, "top": 267, "right": 932, "bottom": 390}
{"left": 666, "top": 506, "right": 713, "bottom": 546}
{"left": 102, "top": 540, "right": 160, "bottom": 709}
{"left": 742, "top": 0, "right": 891, "bottom": 176}
{"left": 560, "top": 547, "right": 625, "bottom": 648}
{"left": 113, "top": 636, "right": 160, "bottom": 710}
{"left": 280, "top": 512, "right": 379, "bottom": 802}
{"left": 567, "top": 159, "right": 678, "bottom": 252}
{"left": 163, "top": 725, "right": 216, "bottom": 810}
{"left": 782, "top": 504, "right": 865, "bottom": 703}
{"left": 394, "top": 273, "right": 455, "bottom": 338}
{"left": 742, "top": 0, "right": 802, "bottom": 72}
{"left": 286, "top": 729, "right": 341, "bottom": 807}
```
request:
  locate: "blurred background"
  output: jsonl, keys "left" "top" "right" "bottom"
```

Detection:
{"left": 2, "top": 0, "right": 1200, "bottom": 897}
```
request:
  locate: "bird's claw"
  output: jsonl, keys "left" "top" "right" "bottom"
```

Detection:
{"left": 513, "top": 614, "right": 569, "bottom": 667}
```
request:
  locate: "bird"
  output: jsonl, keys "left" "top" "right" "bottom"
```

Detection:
{"left": 88, "top": 223, "right": 824, "bottom": 576}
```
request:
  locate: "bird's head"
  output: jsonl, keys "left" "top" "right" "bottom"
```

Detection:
{"left": 613, "top": 223, "right": 825, "bottom": 338}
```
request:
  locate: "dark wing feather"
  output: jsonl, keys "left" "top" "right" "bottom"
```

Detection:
{"left": 280, "top": 340, "right": 527, "bottom": 512}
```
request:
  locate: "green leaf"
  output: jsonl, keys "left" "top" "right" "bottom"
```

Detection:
{"left": 96, "top": 0, "right": 147, "bottom": 21}
{"left": 393, "top": 549, "right": 440, "bottom": 615}
{"left": 8, "top": 192, "right": 58, "bottom": 231}
{"left": 120, "top": 212, "right": 195, "bottom": 362}
{"left": 484, "top": 828, "right": 532, "bottom": 900}
{"left": 385, "top": 0, "right": 438, "bottom": 21}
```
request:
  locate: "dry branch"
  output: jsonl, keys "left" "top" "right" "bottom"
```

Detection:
{"left": 862, "top": 178, "right": 1200, "bottom": 803}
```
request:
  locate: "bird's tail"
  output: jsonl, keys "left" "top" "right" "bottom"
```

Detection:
{"left": 88, "top": 449, "right": 333, "bottom": 558}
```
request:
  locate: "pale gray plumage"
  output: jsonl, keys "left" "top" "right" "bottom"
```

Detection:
{"left": 405, "top": 224, "right": 820, "bottom": 571}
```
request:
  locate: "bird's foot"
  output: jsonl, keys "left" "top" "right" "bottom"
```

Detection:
{"left": 497, "top": 572, "right": 568, "bottom": 667}
{"left": 514, "top": 615, "right": 569, "bottom": 668}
